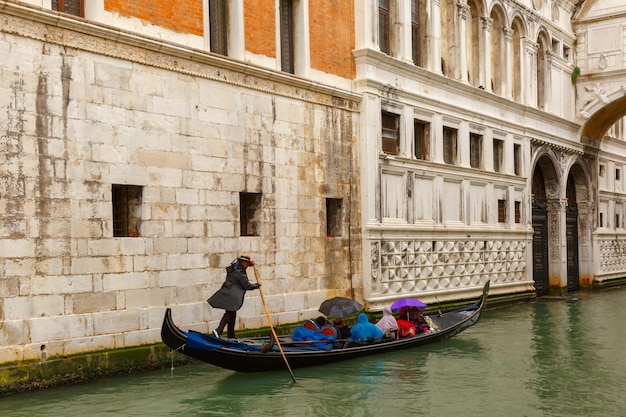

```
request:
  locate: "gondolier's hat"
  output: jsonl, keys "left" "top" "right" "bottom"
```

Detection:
{"left": 238, "top": 254, "right": 252, "bottom": 263}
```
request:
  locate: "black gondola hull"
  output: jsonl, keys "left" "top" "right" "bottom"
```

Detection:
{"left": 161, "top": 281, "right": 489, "bottom": 373}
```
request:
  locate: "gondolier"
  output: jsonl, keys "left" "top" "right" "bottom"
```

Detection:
{"left": 208, "top": 254, "right": 260, "bottom": 339}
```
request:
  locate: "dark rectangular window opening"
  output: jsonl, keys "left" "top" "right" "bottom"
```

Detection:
{"left": 326, "top": 198, "right": 343, "bottom": 237}
{"left": 382, "top": 112, "right": 400, "bottom": 155}
{"left": 52, "top": 0, "right": 83, "bottom": 16}
{"left": 616, "top": 169, "right": 621, "bottom": 181}
{"left": 493, "top": 139, "right": 504, "bottom": 173}
{"left": 209, "top": 0, "right": 228, "bottom": 55}
{"left": 615, "top": 213, "right": 620, "bottom": 229}
{"left": 279, "top": 0, "right": 295, "bottom": 73}
{"left": 443, "top": 126, "right": 458, "bottom": 165}
{"left": 600, "top": 212, "right": 604, "bottom": 227}
{"left": 514, "top": 201, "right": 521, "bottom": 223}
{"left": 513, "top": 144, "right": 521, "bottom": 175}
{"left": 112, "top": 184, "right": 142, "bottom": 237}
{"left": 414, "top": 120, "right": 430, "bottom": 160}
{"left": 470, "top": 133, "right": 482, "bottom": 169}
{"left": 379, "top": 0, "right": 390, "bottom": 54}
{"left": 411, "top": 0, "right": 420, "bottom": 64}
{"left": 240, "top": 192, "right": 262, "bottom": 236}
{"left": 497, "top": 199, "right": 506, "bottom": 223}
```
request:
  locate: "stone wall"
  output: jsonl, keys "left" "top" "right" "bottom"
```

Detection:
{"left": 0, "top": 5, "right": 361, "bottom": 365}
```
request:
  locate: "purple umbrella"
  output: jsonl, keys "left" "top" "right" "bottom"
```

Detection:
{"left": 390, "top": 298, "right": 427, "bottom": 312}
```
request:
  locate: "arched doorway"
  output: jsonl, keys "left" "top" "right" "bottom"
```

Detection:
{"left": 566, "top": 173, "right": 580, "bottom": 292}
{"left": 532, "top": 162, "right": 549, "bottom": 295}
{"left": 531, "top": 154, "right": 559, "bottom": 296}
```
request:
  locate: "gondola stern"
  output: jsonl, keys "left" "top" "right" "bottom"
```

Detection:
{"left": 161, "top": 307, "right": 187, "bottom": 352}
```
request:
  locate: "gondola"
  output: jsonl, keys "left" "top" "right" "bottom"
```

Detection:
{"left": 161, "top": 281, "right": 490, "bottom": 373}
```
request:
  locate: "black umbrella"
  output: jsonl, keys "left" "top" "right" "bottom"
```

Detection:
{"left": 319, "top": 297, "right": 362, "bottom": 318}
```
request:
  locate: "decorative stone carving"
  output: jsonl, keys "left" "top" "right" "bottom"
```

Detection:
{"left": 585, "top": 83, "right": 609, "bottom": 104}
{"left": 551, "top": 2, "right": 560, "bottom": 22}
{"left": 373, "top": 239, "right": 528, "bottom": 295}
{"left": 371, "top": 242, "right": 380, "bottom": 281}
{"left": 599, "top": 239, "right": 626, "bottom": 273}
{"left": 533, "top": 0, "right": 543, "bottom": 11}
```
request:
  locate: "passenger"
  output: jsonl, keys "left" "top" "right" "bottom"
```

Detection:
{"left": 350, "top": 313, "right": 383, "bottom": 342}
{"left": 375, "top": 306, "right": 398, "bottom": 339}
{"left": 333, "top": 318, "right": 352, "bottom": 339}
{"left": 303, "top": 316, "right": 328, "bottom": 332}
{"left": 409, "top": 307, "right": 430, "bottom": 334}
{"left": 315, "top": 316, "right": 329, "bottom": 328}
{"left": 396, "top": 319, "right": 416, "bottom": 338}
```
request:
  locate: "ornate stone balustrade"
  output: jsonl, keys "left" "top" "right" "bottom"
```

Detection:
{"left": 371, "top": 239, "right": 528, "bottom": 295}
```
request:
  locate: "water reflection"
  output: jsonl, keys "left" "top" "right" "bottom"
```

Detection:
{"left": 2, "top": 288, "right": 626, "bottom": 416}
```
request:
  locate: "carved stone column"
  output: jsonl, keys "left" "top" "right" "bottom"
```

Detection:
{"left": 480, "top": 16, "right": 493, "bottom": 91}
{"left": 523, "top": 39, "right": 539, "bottom": 107}
{"left": 547, "top": 198, "right": 568, "bottom": 294}
{"left": 457, "top": 1, "right": 470, "bottom": 83}
{"left": 503, "top": 27, "right": 513, "bottom": 100}
{"left": 431, "top": 0, "right": 442, "bottom": 73}
{"left": 576, "top": 201, "right": 594, "bottom": 287}
{"left": 543, "top": 50, "right": 554, "bottom": 113}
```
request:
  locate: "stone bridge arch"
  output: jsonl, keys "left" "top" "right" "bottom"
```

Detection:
{"left": 579, "top": 86, "right": 626, "bottom": 142}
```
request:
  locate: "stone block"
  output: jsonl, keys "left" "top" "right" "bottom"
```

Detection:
{"left": 0, "top": 239, "right": 35, "bottom": 258}
{"left": 175, "top": 188, "right": 199, "bottom": 205}
{"left": 146, "top": 254, "right": 167, "bottom": 271}
{"left": 153, "top": 238, "right": 188, "bottom": 254}
{"left": 71, "top": 219, "right": 104, "bottom": 238}
{"left": 102, "top": 271, "right": 150, "bottom": 291}
{"left": 166, "top": 253, "right": 208, "bottom": 270}
{"left": 4, "top": 258, "right": 36, "bottom": 277}
{"left": 3, "top": 297, "right": 33, "bottom": 320}
{"left": 0, "top": 346, "right": 22, "bottom": 363}
{"left": 62, "top": 334, "right": 116, "bottom": 356}
{"left": 124, "top": 288, "right": 170, "bottom": 309}
{"left": 31, "top": 295, "right": 65, "bottom": 318}
{"left": 30, "top": 315, "right": 91, "bottom": 343}
{"left": 93, "top": 310, "right": 140, "bottom": 335}
{"left": 119, "top": 238, "right": 148, "bottom": 256}
{"left": 73, "top": 292, "right": 116, "bottom": 314}
{"left": 0, "top": 319, "right": 28, "bottom": 345}
{"left": 71, "top": 256, "right": 121, "bottom": 275}
{"left": 137, "top": 149, "right": 191, "bottom": 170}
{"left": 88, "top": 239, "right": 121, "bottom": 256}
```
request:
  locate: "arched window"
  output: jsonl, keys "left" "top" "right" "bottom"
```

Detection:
{"left": 490, "top": 7, "right": 505, "bottom": 95}
{"left": 440, "top": 0, "right": 457, "bottom": 77}
{"left": 511, "top": 18, "right": 524, "bottom": 102}
{"left": 466, "top": 0, "right": 481, "bottom": 86}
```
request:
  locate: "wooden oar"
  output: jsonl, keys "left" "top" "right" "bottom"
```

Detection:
{"left": 253, "top": 265, "right": 296, "bottom": 383}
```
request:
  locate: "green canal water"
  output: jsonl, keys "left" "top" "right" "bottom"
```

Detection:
{"left": 2, "top": 287, "right": 626, "bottom": 417}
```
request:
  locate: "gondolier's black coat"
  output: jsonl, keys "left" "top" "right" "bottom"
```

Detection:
{"left": 208, "top": 261, "right": 260, "bottom": 311}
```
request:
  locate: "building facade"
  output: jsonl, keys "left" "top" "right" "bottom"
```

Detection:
{"left": 0, "top": 0, "right": 360, "bottom": 364}
{"left": 1, "top": 0, "right": 626, "bottom": 367}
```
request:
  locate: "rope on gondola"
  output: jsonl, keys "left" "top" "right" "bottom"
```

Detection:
{"left": 170, "top": 344, "right": 186, "bottom": 377}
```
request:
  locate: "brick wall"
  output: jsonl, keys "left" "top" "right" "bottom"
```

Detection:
{"left": 104, "top": 0, "right": 204, "bottom": 36}
{"left": 244, "top": 0, "right": 276, "bottom": 58}
{"left": 309, "top": 0, "right": 354, "bottom": 79}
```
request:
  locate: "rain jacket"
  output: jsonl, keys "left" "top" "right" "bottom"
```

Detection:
{"left": 207, "top": 259, "right": 260, "bottom": 311}
{"left": 375, "top": 307, "right": 399, "bottom": 335}
{"left": 350, "top": 313, "right": 384, "bottom": 342}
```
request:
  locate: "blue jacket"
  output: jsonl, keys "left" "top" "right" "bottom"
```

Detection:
{"left": 350, "top": 313, "right": 383, "bottom": 342}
